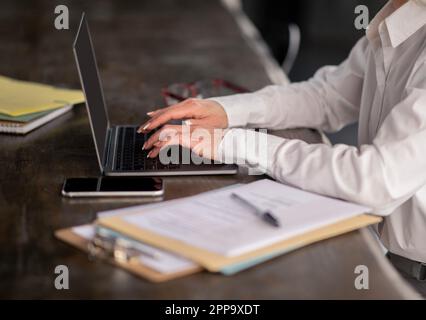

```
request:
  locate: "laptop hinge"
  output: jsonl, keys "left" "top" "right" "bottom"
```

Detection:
{"left": 102, "top": 128, "right": 115, "bottom": 175}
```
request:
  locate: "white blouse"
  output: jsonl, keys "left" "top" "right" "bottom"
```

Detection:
{"left": 213, "top": 0, "right": 426, "bottom": 262}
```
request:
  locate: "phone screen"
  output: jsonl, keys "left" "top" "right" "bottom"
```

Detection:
{"left": 63, "top": 177, "right": 163, "bottom": 193}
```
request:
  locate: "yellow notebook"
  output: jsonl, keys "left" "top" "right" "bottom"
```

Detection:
{"left": 0, "top": 75, "right": 84, "bottom": 116}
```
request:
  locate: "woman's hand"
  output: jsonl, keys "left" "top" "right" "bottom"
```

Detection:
{"left": 142, "top": 125, "right": 227, "bottom": 161}
{"left": 137, "top": 98, "right": 228, "bottom": 133}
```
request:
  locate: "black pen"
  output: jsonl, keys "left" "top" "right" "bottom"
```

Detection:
{"left": 231, "top": 193, "right": 281, "bottom": 228}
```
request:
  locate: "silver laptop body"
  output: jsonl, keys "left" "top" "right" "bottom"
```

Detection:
{"left": 73, "top": 13, "right": 237, "bottom": 176}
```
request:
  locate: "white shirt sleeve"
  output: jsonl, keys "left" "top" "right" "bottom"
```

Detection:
{"left": 218, "top": 62, "right": 426, "bottom": 216}
{"left": 210, "top": 37, "right": 369, "bottom": 133}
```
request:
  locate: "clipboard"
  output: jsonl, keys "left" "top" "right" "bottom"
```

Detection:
{"left": 98, "top": 214, "right": 382, "bottom": 273}
{"left": 55, "top": 226, "right": 203, "bottom": 283}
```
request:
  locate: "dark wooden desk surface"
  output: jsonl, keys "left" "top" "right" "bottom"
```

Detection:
{"left": 0, "top": 0, "right": 418, "bottom": 299}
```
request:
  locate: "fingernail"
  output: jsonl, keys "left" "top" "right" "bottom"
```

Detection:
{"left": 147, "top": 111, "right": 155, "bottom": 116}
{"left": 147, "top": 151, "right": 152, "bottom": 158}
{"left": 142, "top": 123, "right": 150, "bottom": 131}
{"left": 142, "top": 143, "right": 146, "bottom": 150}
{"left": 184, "top": 120, "right": 191, "bottom": 126}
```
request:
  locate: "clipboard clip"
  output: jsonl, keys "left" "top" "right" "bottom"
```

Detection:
{"left": 88, "top": 233, "right": 156, "bottom": 264}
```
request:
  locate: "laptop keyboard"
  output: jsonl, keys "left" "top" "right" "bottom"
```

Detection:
{"left": 115, "top": 126, "right": 176, "bottom": 171}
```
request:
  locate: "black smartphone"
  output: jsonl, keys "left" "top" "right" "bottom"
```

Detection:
{"left": 61, "top": 177, "right": 164, "bottom": 198}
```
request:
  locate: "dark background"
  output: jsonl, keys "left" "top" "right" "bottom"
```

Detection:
{"left": 242, "top": 0, "right": 387, "bottom": 145}
{"left": 0, "top": 0, "right": 388, "bottom": 145}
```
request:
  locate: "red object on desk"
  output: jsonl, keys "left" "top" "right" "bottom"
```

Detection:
{"left": 162, "top": 79, "right": 248, "bottom": 106}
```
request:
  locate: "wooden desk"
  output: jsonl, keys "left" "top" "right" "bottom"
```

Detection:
{"left": 0, "top": 0, "right": 418, "bottom": 299}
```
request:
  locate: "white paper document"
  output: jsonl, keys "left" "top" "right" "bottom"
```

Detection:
{"left": 72, "top": 225, "right": 95, "bottom": 240}
{"left": 137, "top": 247, "right": 196, "bottom": 274}
{"left": 123, "top": 179, "right": 371, "bottom": 257}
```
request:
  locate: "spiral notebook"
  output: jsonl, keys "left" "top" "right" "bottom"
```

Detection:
{"left": 0, "top": 105, "right": 73, "bottom": 135}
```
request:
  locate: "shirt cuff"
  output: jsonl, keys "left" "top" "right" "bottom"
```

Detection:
{"left": 208, "top": 95, "right": 250, "bottom": 128}
{"left": 218, "top": 128, "right": 287, "bottom": 175}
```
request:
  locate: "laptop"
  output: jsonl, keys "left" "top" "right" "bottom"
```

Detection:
{"left": 73, "top": 13, "right": 237, "bottom": 176}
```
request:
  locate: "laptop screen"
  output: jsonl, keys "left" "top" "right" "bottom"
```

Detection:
{"left": 73, "top": 13, "right": 110, "bottom": 170}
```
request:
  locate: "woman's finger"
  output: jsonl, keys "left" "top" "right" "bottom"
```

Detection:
{"left": 158, "top": 126, "right": 203, "bottom": 152}
{"left": 149, "top": 133, "right": 183, "bottom": 158}
{"left": 182, "top": 118, "right": 210, "bottom": 127}
{"left": 146, "top": 108, "right": 163, "bottom": 117}
{"left": 143, "top": 125, "right": 182, "bottom": 150}
{"left": 138, "top": 108, "right": 169, "bottom": 132}
{"left": 147, "top": 146, "right": 162, "bottom": 158}
{"left": 138, "top": 99, "right": 201, "bottom": 133}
